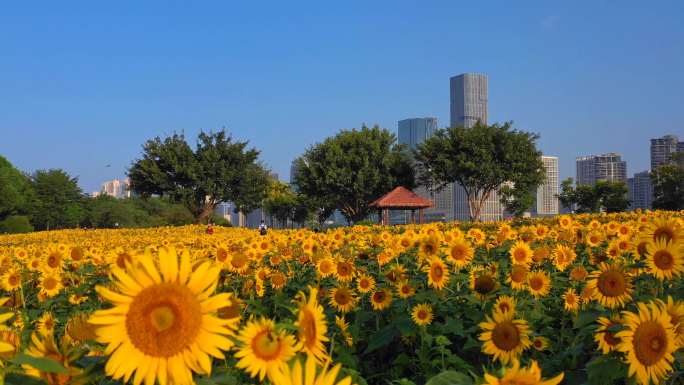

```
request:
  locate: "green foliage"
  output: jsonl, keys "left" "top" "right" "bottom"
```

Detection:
{"left": 293, "top": 125, "right": 415, "bottom": 223}
{"left": 0, "top": 155, "right": 34, "bottom": 220}
{"left": 30, "top": 169, "right": 86, "bottom": 230}
{"left": 651, "top": 157, "right": 684, "bottom": 210}
{"left": 11, "top": 352, "right": 69, "bottom": 374}
{"left": 415, "top": 121, "right": 544, "bottom": 221}
{"left": 0, "top": 215, "right": 34, "bottom": 233}
{"left": 424, "top": 371, "right": 473, "bottom": 385}
{"left": 128, "top": 130, "right": 270, "bottom": 223}
{"left": 558, "top": 178, "right": 630, "bottom": 213}
{"left": 84, "top": 196, "right": 194, "bottom": 228}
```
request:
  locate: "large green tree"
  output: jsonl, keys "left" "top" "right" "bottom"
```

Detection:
{"left": 558, "top": 178, "right": 630, "bottom": 213}
{"left": 128, "top": 130, "right": 270, "bottom": 223}
{"left": 415, "top": 121, "right": 545, "bottom": 221}
{"left": 293, "top": 125, "right": 415, "bottom": 224}
{"left": 651, "top": 153, "right": 684, "bottom": 210}
{"left": 0, "top": 155, "right": 33, "bottom": 220}
{"left": 31, "top": 169, "right": 86, "bottom": 230}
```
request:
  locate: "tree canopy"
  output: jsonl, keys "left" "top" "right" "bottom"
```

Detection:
{"left": 293, "top": 125, "right": 415, "bottom": 224}
{"left": 128, "top": 130, "right": 270, "bottom": 223}
{"left": 415, "top": 121, "right": 545, "bottom": 221}
{"left": 30, "top": 169, "right": 86, "bottom": 230}
{"left": 651, "top": 153, "right": 684, "bottom": 211}
{"left": 0, "top": 155, "right": 33, "bottom": 220}
{"left": 558, "top": 178, "right": 630, "bottom": 213}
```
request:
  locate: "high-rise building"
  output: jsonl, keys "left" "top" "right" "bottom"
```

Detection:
{"left": 533, "top": 156, "right": 559, "bottom": 216}
{"left": 628, "top": 171, "right": 653, "bottom": 211}
{"left": 397, "top": 117, "right": 451, "bottom": 222}
{"left": 398, "top": 118, "right": 438, "bottom": 150}
{"left": 450, "top": 73, "right": 488, "bottom": 128}
{"left": 650, "top": 135, "right": 680, "bottom": 170}
{"left": 576, "top": 153, "right": 627, "bottom": 185}
{"left": 100, "top": 178, "right": 131, "bottom": 199}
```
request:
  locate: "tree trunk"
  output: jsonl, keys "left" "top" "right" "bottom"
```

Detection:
{"left": 196, "top": 203, "right": 217, "bottom": 224}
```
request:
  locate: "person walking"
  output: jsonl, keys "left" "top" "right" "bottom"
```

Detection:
{"left": 258, "top": 220, "right": 268, "bottom": 235}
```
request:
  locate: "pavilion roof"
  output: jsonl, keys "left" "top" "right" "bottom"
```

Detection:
{"left": 369, "top": 186, "right": 432, "bottom": 209}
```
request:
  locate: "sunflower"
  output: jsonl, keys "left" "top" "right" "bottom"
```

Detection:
{"left": 645, "top": 239, "right": 684, "bottom": 280}
{"left": 270, "top": 271, "right": 288, "bottom": 290}
{"left": 616, "top": 302, "right": 678, "bottom": 385}
{"left": 526, "top": 271, "right": 551, "bottom": 297}
{"left": 328, "top": 286, "right": 357, "bottom": 313}
{"left": 552, "top": 244, "right": 576, "bottom": 271}
{"left": 335, "top": 316, "right": 353, "bottom": 347}
{"left": 370, "top": 288, "right": 392, "bottom": 311}
{"left": 532, "top": 336, "right": 549, "bottom": 351}
{"left": 1, "top": 268, "right": 21, "bottom": 292}
{"left": 569, "top": 265, "right": 588, "bottom": 282}
{"left": 39, "top": 272, "right": 63, "bottom": 298}
{"left": 226, "top": 252, "right": 251, "bottom": 275}
{"left": 334, "top": 260, "right": 355, "bottom": 282}
{"left": 235, "top": 317, "right": 297, "bottom": 381}
{"left": 317, "top": 257, "right": 335, "bottom": 278}
{"left": 479, "top": 310, "right": 531, "bottom": 364}
{"left": 23, "top": 331, "right": 78, "bottom": 384}
{"left": 270, "top": 353, "right": 354, "bottom": 385}
{"left": 595, "top": 316, "right": 623, "bottom": 354}
{"left": 509, "top": 241, "right": 532, "bottom": 265}
{"left": 395, "top": 280, "right": 415, "bottom": 299}
{"left": 424, "top": 257, "right": 449, "bottom": 290}
{"left": 660, "top": 297, "right": 684, "bottom": 348}
{"left": 470, "top": 267, "right": 498, "bottom": 300}
{"left": 356, "top": 274, "right": 375, "bottom": 294}
{"left": 89, "top": 247, "right": 238, "bottom": 385}
{"left": 446, "top": 238, "right": 474, "bottom": 268}
{"left": 586, "top": 262, "right": 633, "bottom": 309}
{"left": 507, "top": 264, "right": 528, "bottom": 291}
{"left": 467, "top": 228, "right": 486, "bottom": 245}
{"left": 36, "top": 312, "right": 56, "bottom": 336}
{"left": 563, "top": 288, "right": 580, "bottom": 312}
{"left": 585, "top": 231, "right": 604, "bottom": 247}
{"left": 643, "top": 217, "right": 684, "bottom": 244}
{"left": 482, "top": 360, "right": 563, "bottom": 385}
{"left": 418, "top": 236, "right": 441, "bottom": 261}
{"left": 411, "top": 303, "right": 434, "bottom": 326}
{"left": 294, "top": 287, "right": 329, "bottom": 363}
{"left": 493, "top": 295, "right": 516, "bottom": 315}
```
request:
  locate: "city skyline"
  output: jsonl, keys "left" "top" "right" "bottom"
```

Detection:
{"left": 1, "top": 2, "right": 683, "bottom": 193}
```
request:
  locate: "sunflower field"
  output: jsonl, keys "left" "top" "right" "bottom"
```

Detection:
{"left": 0, "top": 211, "right": 682, "bottom": 385}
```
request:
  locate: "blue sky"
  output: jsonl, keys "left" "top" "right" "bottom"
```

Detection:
{"left": 1, "top": 1, "right": 682, "bottom": 193}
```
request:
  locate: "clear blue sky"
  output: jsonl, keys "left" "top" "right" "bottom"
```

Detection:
{"left": 1, "top": 1, "right": 683, "bottom": 193}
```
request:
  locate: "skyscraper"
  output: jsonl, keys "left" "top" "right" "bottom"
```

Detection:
{"left": 450, "top": 73, "right": 488, "bottom": 128}
{"left": 628, "top": 171, "right": 653, "bottom": 210}
{"left": 651, "top": 135, "right": 682, "bottom": 170}
{"left": 398, "top": 118, "right": 437, "bottom": 150}
{"left": 100, "top": 178, "right": 131, "bottom": 198}
{"left": 397, "top": 117, "right": 452, "bottom": 222}
{"left": 534, "top": 156, "right": 559, "bottom": 216}
{"left": 576, "top": 153, "right": 627, "bottom": 185}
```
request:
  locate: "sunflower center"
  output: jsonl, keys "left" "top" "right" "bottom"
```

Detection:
{"left": 373, "top": 291, "right": 386, "bottom": 303}
{"left": 47, "top": 253, "right": 61, "bottom": 269}
{"left": 492, "top": 321, "right": 520, "bottom": 351}
{"left": 8, "top": 275, "right": 18, "bottom": 286}
{"left": 232, "top": 254, "right": 248, "bottom": 269}
{"left": 150, "top": 306, "right": 175, "bottom": 332}
{"left": 633, "top": 321, "right": 668, "bottom": 366}
{"left": 510, "top": 266, "right": 527, "bottom": 283}
{"left": 653, "top": 250, "right": 674, "bottom": 270}
{"left": 597, "top": 270, "right": 626, "bottom": 297}
{"left": 300, "top": 309, "right": 317, "bottom": 347}
{"left": 417, "top": 310, "right": 428, "bottom": 319}
{"left": 513, "top": 248, "right": 527, "bottom": 262}
{"left": 126, "top": 283, "right": 202, "bottom": 357}
{"left": 431, "top": 265, "right": 444, "bottom": 279}
{"left": 252, "top": 330, "right": 283, "bottom": 360}
{"left": 217, "top": 248, "right": 228, "bottom": 262}
{"left": 44, "top": 277, "right": 58, "bottom": 290}
{"left": 451, "top": 246, "right": 466, "bottom": 260}
{"left": 529, "top": 277, "right": 543, "bottom": 291}
{"left": 499, "top": 303, "right": 510, "bottom": 313}
{"left": 475, "top": 275, "right": 495, "bottom": 295}
{"left": 334, "top": 290, "right": 350, "bottom": 305}
{"left": 653, "top": 227, "right": 674, "bottom": 243}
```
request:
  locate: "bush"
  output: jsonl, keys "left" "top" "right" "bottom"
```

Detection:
{"left": 0, "top": 215, "right": 34, "bottom": 233}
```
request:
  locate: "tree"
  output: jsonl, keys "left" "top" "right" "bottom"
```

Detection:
{"left": 0, "top": 155, "right": 33, "bottom": 220}
{"left": 262, "top": 180, "right": 298, "bottom": 227}
{"left": 651, "top": 154, "right": 684, "bottom": 210}
{"left": 128, "top": 130, "right": 270, "bottom": 223}
{"left": 557, "top": 178, "right": 629, "bottom": 213}
{"left": 31, "top": 169, "right": 86, "bottom": 230}
{"left": 415, "top": 121, "right": 545, "bottom": 221}
{"left": 499, "top": 185, "right": 537, "bottom": 218}
{"left": 293, "top": 125, "right": 415, "bottom": 224}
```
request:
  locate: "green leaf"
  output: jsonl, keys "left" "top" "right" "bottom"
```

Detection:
{"left": 425, "top": 371, "right": 473, "bottom": 385}
{"left": 4, "top": 373, "right": 48, "bottom": 385}
{"left": 574, "top": 310, "right": 601, "bottom": 329}
{"left": 363, "top": 323, "right": 398, "bottom": 354}
{"left": 11, "top": 353, "right": 69, "bottom": 374}
{"left": 586, "top": 355, "right": 627, "bottom": 385}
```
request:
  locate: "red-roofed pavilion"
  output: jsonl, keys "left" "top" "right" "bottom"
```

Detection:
{"left": 370, "top": 186, "right": 433, "bottom": 225}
